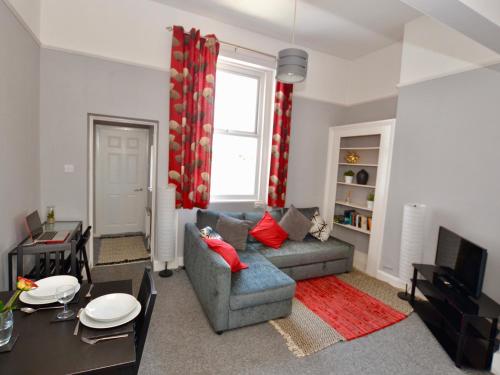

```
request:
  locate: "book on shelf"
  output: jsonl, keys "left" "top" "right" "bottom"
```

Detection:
{"left": 361, "top": 216, "right": 368, "bottom": 231}
{"left": 342, "top": 209, "right": 372, "bottom": 231}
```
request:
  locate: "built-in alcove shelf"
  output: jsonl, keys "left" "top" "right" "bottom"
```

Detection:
{"left": 325, "top": 121, "right": 394, "bottom": 276}
{"left": 338, "top": 163, "right": 378, "bottom": 167}
{"left": 335, "top": 200, "right": 373, "bottom": 212}
{"left": 333, "top": 222, "right": 371, "bottom": 235}
{"left": 337, "top": 182, "right": 376, "bottom": 189}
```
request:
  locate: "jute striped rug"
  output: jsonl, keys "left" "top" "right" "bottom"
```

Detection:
{"left": 270, "top": 270, "right": 412, "bottom": 357}
{"left": 96, "top": 236, "right": 150, "bottom": 266}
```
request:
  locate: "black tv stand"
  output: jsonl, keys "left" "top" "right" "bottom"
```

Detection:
{"left": 410, "top": 264, "right": 500, "bottom": 370}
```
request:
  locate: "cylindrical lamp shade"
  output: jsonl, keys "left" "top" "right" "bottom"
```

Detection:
{"left": 276, "top": 48, "right": 308, "bottom": 83}
{"left": 399, "top": 203, "right": 426, "bottom": 286}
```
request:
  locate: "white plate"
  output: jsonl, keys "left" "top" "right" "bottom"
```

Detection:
{"left": 80, "top": 301, "right": 141, "bottom": 329}
{"left": 85, "top": 293, "right": 138, "bottom": 322}
{"left": 27, "top": 275, "right": 79, "bottom": 300}
{"left": 20, "top": 283, "right": 81, "bottom": 305}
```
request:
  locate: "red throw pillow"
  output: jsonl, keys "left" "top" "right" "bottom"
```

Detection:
{"left": 203, "top": 238, "right": 248, "bottom": 272}
{"left": 249, "top": 211, "right": 288, "bottom": 249}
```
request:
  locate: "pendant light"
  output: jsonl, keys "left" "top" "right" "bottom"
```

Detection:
{"left": 276, "top": 0, "right": 308, "bottom": 83}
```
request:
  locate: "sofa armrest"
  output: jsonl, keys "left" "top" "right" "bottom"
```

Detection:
{"left": 184, "top": 223, "right": 231, "bottom": 332}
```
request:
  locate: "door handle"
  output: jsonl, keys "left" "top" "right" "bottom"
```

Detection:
{"left": 134, "top": 188, "right": 144, "bottom": 192}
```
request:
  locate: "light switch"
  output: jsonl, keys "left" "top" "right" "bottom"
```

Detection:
{"left": 64, "top": 164, "right": 75, "bottom": 173}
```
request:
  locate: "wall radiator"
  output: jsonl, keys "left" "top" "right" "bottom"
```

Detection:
{"left": 144, "top": 207, "right": 151, "bottom": 250}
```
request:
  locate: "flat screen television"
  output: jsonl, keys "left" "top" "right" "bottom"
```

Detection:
{"left": 435, "top": 227, "right": 487, "bottom": 298}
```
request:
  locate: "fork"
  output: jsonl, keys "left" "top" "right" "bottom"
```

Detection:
{"left": 73, "top": 308, "right": 83, "bottom": 336}
{"left": 81, "top": 334, "right": 129, "bottom": 345}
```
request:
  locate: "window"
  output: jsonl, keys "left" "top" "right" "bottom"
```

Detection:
{"left": 210, "top": 58, "right": 274, "bottom": 202}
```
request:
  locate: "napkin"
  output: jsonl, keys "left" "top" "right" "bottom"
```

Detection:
{"left": 81, "top": 322, "right": 134, "bottom": 340}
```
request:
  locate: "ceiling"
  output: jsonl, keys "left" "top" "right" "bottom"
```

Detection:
{"left": 152, "top": 0, "right": 421, "bottom": 60}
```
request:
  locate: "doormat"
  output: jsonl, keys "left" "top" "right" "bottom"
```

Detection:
{"left": 270, "top": 270, "right": 413, "bottom": 357}
{"left": 96, "top": 235, "right": 150, "bottom": 266}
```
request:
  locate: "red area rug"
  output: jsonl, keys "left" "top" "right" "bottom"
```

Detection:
{"left": 295, "top": 275, "right": 406, "bottom": 340}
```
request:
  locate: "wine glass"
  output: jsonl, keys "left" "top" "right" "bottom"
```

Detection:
{"left": 55, "top": 285, "right": 76, "bottom": 320}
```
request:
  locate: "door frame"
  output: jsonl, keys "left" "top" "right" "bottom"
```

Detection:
{"left": 322, "top": 119, "right": 396, "bottom": 277}
{"left": 88, "top": 114, "right": 159, "bottom": 267}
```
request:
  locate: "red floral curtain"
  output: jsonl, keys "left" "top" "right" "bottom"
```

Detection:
{"left": 168, "top": 26, "right": 220, "bottom": 209}
{"left": 268, "top": 82, "right": 293, "bottom": 208}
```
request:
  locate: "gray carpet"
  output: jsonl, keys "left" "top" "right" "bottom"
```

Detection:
{"left": 91, "top": 263, "right": 491, "bottom": 375}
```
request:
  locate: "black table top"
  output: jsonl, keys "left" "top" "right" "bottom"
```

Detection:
{"left": 413, "top": 263, "right": 500, "bottom": 319}
{"left": 9, "top": 220, "right": 83, "bottom": 253}
{"left": 0, "top": 280, "right": 136, "bottom": 375}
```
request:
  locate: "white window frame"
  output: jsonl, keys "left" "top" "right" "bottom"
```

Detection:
{"left": 210, "top": 56, "right": 275, "bottom": 204}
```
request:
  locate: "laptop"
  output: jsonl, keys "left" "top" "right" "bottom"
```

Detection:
{"left": 24, "top": 210, "right": 70, "bottom": 244}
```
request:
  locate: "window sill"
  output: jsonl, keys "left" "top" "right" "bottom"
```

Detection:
{"left": 210, "top": 199, "right": 267, "bottom": 208}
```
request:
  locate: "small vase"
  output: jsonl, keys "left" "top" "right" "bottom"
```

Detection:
{"left": 344, "top": 176, "right": 353, "bottom": 184}
{"left": 0, "top": 310, "right": 14, "bottom": 347}
{"left": 47, "top": 206, "right": 55, "bottom": 224}
{"left": 356, "top": 169, "right": 369, "bottom": 185}
{"left": 367, "top": 200, "right": 374, "bottom": 210}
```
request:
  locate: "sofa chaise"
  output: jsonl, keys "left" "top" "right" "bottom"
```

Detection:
{"left": 184, "top": 208, "right": 354, "bottom": 333}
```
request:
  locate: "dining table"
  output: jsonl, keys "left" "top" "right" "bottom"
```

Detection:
{"left": 0, "top": 280, "right": 137, "bottom": 375}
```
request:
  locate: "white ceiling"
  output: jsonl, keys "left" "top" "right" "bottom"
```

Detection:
{"left": 152, "top": 0, "right": 421, "bottom": 60}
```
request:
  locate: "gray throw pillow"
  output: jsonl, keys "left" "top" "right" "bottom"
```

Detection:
{"left": 196, "top": 209, "right": 244, "bottom": 229}
{"left": 279, "top": 205, "right": 313, "bottom": 241}
{"left": 283, "top": 206, "right": 319, "bottom": 221}
{"left": 215, "top": 215, "right": 252, "bottom": 251}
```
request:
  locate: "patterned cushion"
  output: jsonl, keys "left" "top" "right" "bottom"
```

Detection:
{"left": 309, "top": 211, "right": 330, "bottom": 242}
{"left": 200, "top": 226, "right": 223, "bottom": 240}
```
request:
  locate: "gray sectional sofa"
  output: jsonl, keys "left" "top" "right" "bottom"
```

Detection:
{"left": 184, "top": 208, "right": 354, "bottom": 333}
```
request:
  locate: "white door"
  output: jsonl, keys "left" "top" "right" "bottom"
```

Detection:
{"left": 95, "top": 125, "right": 149, "bottom": 235}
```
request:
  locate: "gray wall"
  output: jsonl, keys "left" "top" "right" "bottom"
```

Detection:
{"left": 382, "top": 64, "right": 500, "bottom": 302}
{"left": 39, "top": 48, "right": 169, "bottom": 226}
{"left": 286, "top": 97, "right": 345, "bottom": 207}
{"left": 0, "top": 2, "right": 40, "bottom": 290}
{"left": 341, "top": 96, "right": 398, "bottom": 125}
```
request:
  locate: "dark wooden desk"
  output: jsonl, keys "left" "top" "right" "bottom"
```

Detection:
{"left": 7, "top": 221, "right": 83, "bottom": 290}
{"left": 0, "top": 280, "right": 136, "bottom": 375}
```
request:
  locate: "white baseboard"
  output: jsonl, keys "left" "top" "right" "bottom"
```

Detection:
{"left": 492, "top": 351, "right": 500, "bottom": 375}
{"left": 152, "top": 260, "right": 163, "bottom": 272}
{"left": 153, "top": 257, "right": 183, "bottom": 272}
{"left": 353, "top": 250, "right": 368, "bottom": 271}
{"left": 377, "top": 270, "right": 405, "bottom": 289}
{"left": 376, "top": 270, "right": 426, "bottom": 300}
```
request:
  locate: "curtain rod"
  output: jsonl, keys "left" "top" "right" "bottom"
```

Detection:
{"left": 165, "top": 26, "right": 277, "bottom": 60}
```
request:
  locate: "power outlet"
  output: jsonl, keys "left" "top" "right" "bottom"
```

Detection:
{"left": 64, "top": 164, "right": 75, "bottom": 173}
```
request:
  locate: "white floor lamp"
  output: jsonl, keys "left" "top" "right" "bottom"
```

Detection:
{"left": 157, "top": 186, "right": 176, "bottom": 278}
{"left": 398, "top": 203, "right": 426, "bottom": 300}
